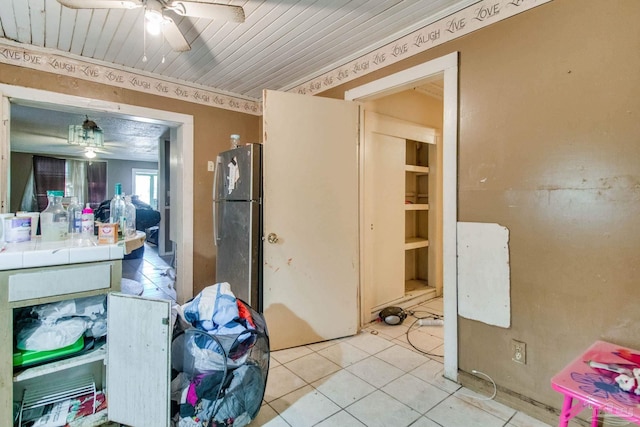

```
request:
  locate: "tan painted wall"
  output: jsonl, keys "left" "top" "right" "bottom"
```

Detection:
{"left": 364, "top": 89, "right": 443, "bottom": 129}
{"left": 2, "top": 0, "right": 639, "bottom": 418}
{"left": 0, "top": 63, "right": 261, "bottom": 293}
{"left": 322, "top": 0, "right": 640, "bottom": 418}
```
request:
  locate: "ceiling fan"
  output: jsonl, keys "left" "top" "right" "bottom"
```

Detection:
{"left": 56, "top": 0, "right": 245, "bottom": 52}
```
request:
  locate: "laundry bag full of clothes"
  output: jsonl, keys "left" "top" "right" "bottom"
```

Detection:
{"left": 171, "top": 283, "right": 269, "bottom": 427}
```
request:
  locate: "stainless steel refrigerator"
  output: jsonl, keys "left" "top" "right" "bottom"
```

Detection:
{"left": 213, "top": 143, "right": 262, "bottom": 310}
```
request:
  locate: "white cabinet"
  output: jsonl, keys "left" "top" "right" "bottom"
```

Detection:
{"left": 1, "top": 257, "right": 171, "bottom": 426}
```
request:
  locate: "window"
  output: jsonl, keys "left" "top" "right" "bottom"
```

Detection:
{"left": 132, "top": 169, "right": 158, "bottom": 209}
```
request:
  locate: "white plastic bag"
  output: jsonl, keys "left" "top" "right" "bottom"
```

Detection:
{"left": 16, "top": 317, "right": 87, "bottom": 351}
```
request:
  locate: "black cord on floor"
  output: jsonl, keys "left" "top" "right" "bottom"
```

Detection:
{"left": 405, "top": 310, "right": 444, "bottom": 358}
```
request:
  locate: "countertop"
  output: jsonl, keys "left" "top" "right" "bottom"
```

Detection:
{"left": 0, "top": 235, "right": 126, "bottom": 271}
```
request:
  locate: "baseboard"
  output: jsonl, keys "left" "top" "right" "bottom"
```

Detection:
{"left": 458, "top": 370, "right": 591, "bottom": 427}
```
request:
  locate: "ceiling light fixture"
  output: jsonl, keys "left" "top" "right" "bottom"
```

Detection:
{"left": 145, "top": 1, "right": 167, "bottom": 36}
{"left": 68, "top": 115, "right": 104, "bottom": 156}
{"left": 84, "top": 148, "right": 97, "bottom": 159}
{"left": 145, "top": 9, "right": 164, "bottom": 35}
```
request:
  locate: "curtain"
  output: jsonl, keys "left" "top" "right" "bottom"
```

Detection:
{"left": 19, "top": 163, "right": 37, "bottom": 212}
{"left": 87, "top": 161, "right": 107, "bottom": 209}
{"left": 33, "top": 155, "right": 66, "bottom": 212}
{"left": 27, "top": 156, "right": 107, "bottom": 212}
{"left": 66, "top": 159, "right": 88, "bottom": 203}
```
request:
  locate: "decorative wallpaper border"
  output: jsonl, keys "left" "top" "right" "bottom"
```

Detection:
{"left": 0, "top": 40, "right": 262, "bottom": 116}
{"left": 0, "top": 0, "right": 551, "bottom": 115}
{"left": 291, "top": 0, "right": 552, "bottom": 96}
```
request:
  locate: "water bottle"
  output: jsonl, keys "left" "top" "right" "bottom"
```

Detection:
{"left": 124, "top": 195, "right": 137, "bottom": 238}
{"left": 40, "top": 191, "right": 68, "bottom": 241}
{"left": 67, "top": 196, "right": 83, "bottom": 237}
{"left": 109, "top": 183, "right": 126, "bottom": 238}
{"left": 81, "top": 203, "right": 94, "bottom": 237}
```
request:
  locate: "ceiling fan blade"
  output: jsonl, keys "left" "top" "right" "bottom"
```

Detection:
{"left": 168, "top": 1, "right": 245, "bottom": 23}
{"left": 162, "top": 18, "right": 191, "bottom": 52}
{"left": 57, "top": 0, "right": 143, "bottom": 9}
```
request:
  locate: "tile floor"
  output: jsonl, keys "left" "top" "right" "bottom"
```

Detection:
{"left": 121, "top": 242, "right": 176, "bottom": 300}
{"left": 253, "top": 298, "right": 553, "bottom": 427}
{"left": 124, "top": 251, "right": 553, "bottom": 427}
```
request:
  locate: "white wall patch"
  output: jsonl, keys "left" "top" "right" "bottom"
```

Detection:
{"left": 457, "top": 222, "right": 510, "bottom": 328}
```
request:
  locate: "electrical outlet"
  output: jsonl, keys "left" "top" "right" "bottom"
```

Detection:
{"left": 511, "top": 339, "right": 526, "bottom": 364}
{"left": 207, "top": 161, "right": 215, "bottom": 172}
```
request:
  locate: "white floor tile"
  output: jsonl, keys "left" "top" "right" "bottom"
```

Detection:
{"left": 345, "top": 390, "right": 421, "bottom": 427}
{"left": 251, "top": 404, "right": 292, "bottom": 427}
{"left": 363, "top": 320, "right": 411, "bottom": 339}
{"left": 454, "top": 387, "right": 516, "bottom": 421}
{"left": 426, "top": 395, "right": 505, "bottom": 427}
{"left": 346, "top": 356, "right": 405, "bottom": 388}
{"left": 270, "top": 385, "right": 341, "bottom": 427}
{"left": 263, "top": 365, "right": 306, "bottom": 402}
{"left": 271, "top": 345, "right": 314, "bottom": 364}
{"left": 382, "top": 373, "right": 450, "bottom": 414}
{"left": 375, "top": 344, "right": 431, "bottom": 372}
{"left": 409, "top": 416, "right": 445, "bottom": 427}
{"left": 345, "top": 330, "right": 395, "bottom": 355}
{"left": 284, "top": 352, "right": 342, "bottom": 383}
{"left": 394, "top": 327, "right": 444, "bottom": 354}
{"left": 314, "top": 410, "right": 367, "bottom": 427}
{"left": 311, "top": 369, "right": 376, "bottom": 408}
{"left": 409, "top": 359, "right": 461, "bottom": 394}
{"left": 306, "top": 338, "right": 345, "bottom": 352}
{"left": 316, "top": 341, "right": 370, "bottom": 368}
{"left": 507, "top": 411, "right": 554, "bottom": 427}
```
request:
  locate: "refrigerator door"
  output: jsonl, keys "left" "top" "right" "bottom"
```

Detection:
{"left": 215, "top": 199, "right": 261, "bottom": 309}
{"left": 214, "top": 144, "right": 261, "bottom": 201}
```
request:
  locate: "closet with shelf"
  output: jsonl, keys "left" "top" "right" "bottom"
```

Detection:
{"left": 362, "top": 111, "right": 441, "bottom": 320}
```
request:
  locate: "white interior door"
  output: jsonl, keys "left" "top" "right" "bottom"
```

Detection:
{"left": 107, "top": 293, "right": 171, "bottom": 426}
{"left": 262, "top": 89, "right": 359, "bottom": 351}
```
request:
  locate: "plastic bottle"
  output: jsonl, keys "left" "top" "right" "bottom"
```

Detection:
{"left": 40, "top": 191, "right": 68, "bottom": 241}
{"left": 124, "top": 195, "right": 137, "bottom": 238}
{"left": 230, "top": 134, "right": 241, "bottom": 149}
{"left": 81, "top": 203, "right": 94, "bottom": 237}
{"left": 109, "top": 183, "right": 126, "bottom": 238}
{"left": 67, "top": 196, "right": 83, "bottom": 237}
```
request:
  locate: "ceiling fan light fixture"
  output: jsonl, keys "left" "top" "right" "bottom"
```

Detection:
{"left": 68, "top": 115, "right": 104, "bottom": 148}
{"left": 145, "top": 2, "right": 166, "bottom": 36}
{"left": 84, "top": 148, "right": 97, "bottom": 159}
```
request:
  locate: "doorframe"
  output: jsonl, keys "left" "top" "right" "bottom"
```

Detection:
{"left": 0, "top": 84, "right": 194, "bottom": 303}
{"left": 345, "top": 51, "right": 459, "bottom": 381}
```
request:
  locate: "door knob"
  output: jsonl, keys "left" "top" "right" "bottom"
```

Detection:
{"left": 267, "top": 233, "right": 279, "bottom": 244}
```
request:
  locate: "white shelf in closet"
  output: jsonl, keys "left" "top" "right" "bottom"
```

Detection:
{"left": 405, "top": 203, "right": 429, "bottom": 211}
{"left": 405, "top": 165, "right": 430, "bottom": 174}
{"left": 405, "top": 237, "right": 429, "bottom": 250}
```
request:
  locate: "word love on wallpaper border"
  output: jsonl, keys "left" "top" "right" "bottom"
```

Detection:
{"left": 291, "top": 0, "right": 553, "bottom": 96}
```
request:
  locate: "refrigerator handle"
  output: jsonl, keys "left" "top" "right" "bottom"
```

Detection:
{"left": 213, "top": 155, "right": 222, "bottom": 246}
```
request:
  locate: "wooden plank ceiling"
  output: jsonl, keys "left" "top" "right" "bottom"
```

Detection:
{"left": 0, "top": 0, "right": 474, "bottom": 100}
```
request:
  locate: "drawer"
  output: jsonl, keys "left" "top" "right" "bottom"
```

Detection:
{"left": 8, "top": 263, "right": 112, "bottom": 302}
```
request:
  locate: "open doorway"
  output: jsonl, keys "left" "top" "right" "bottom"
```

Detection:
{"left": 346, "top": 52, "right": 459, "bottom": 381}
{"left": 0, "top": 84, "right": 194, "bottom": 303}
